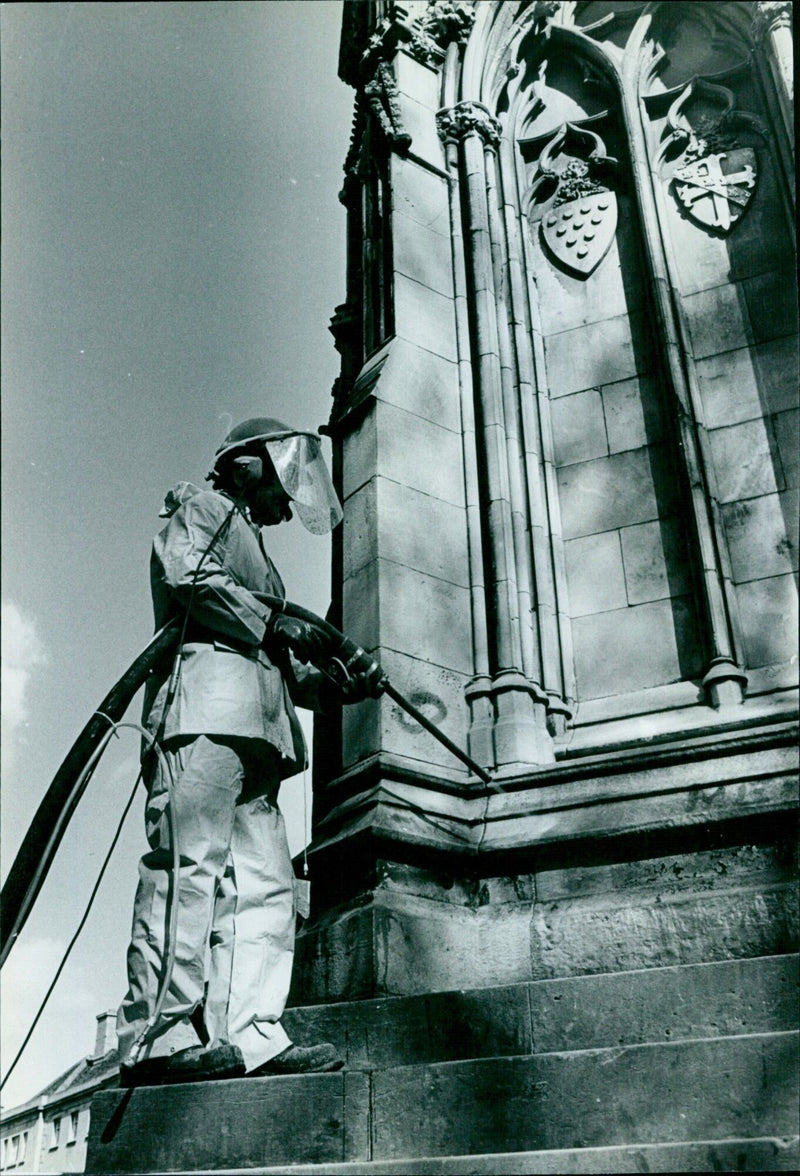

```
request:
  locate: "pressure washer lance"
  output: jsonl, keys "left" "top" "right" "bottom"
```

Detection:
{"left": 254, "top": 593, "right": 493, "bottom": 785}
{"left": 1, "top": 595, "right": 494, "bottom": 967}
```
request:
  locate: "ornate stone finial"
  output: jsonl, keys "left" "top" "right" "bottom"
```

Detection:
{"left": 752, "top": 1, "right": 793, "bottom": 41}
{"left": 436, "top": 100, "right": 502, "bottom": 147}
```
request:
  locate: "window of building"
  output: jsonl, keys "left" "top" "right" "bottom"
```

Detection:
{"left": 66, "top": 1111, "right": 79, "bottom": 1145}
{"left": 17, "top": 1133, "right": 27, "bottom": 1165}
{"left": 49, "top": 1117, "right": 61, "bottom": 1149}
{"left": 7, "top": 1137, "right": 19, "bottom": 1167}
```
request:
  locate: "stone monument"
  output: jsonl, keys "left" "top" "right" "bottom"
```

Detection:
{"left": 87, "top": 4, "right": 798, "bottom": 1170}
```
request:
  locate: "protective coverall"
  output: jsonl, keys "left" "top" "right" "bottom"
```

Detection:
{"left": 116, "top": 483, "right": 327, "bottom": 1072}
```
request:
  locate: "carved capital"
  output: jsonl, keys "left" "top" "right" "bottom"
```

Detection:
{"left": 416, "top": 0, "right": 476, "bottom": 55}
{"left": 437, "top": 100, "right": 502, "bottom": 147}
{"left": 752, "top": 1, "right": 793, "bottom": 41}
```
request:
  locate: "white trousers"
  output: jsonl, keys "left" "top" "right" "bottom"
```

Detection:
{"left": 116, "top": 735, "right": 294, "bottom": 1072}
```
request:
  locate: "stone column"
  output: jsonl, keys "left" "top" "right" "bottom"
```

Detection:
{"left": 438, "top": 101, "right": 554, "bottom": 768}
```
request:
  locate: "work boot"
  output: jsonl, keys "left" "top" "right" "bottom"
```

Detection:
{"left": 119, "top": 1043, "right": 245, "bottom": 1087}
{"left": 248, "top": 1042, "right": 343, "bottom": 1076}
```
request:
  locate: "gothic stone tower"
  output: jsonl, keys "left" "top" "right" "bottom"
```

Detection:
{"left": 83, "top": 3, "right": 797, "bottom": 1170}
{"left": 295, "top": 0, "right": 800, "bottom": 1011}
{"left": 295, "top": 0, "right": 798, "bottom": 1010}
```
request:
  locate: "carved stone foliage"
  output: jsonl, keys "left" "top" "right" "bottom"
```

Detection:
{"left": 360, "top": 1, "right": 475, "bottom": 75}
{"left": 655, "top": 79, "right": 762, "bottom": 235}
{"left": 436, "top": 101, "right": 502, "bottom": 147}
{"left": 752, "top": 0, "right": 793, "bottom": 41}
{"left": 524, "top": 122, "right": 618, "bottom": 277}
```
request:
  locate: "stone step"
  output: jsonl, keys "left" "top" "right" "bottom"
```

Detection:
{"left": 283, "top": 953, "right": 798, "bottom": 1070}
{"left": 86, "top": 1030, "right": 799, "bottom": 1173}
{"left": 201, "top": 1136, "right": 800, "bottom": 1174}
{"left": 368, "top": 1031, "right": 799, "bottom": 1161}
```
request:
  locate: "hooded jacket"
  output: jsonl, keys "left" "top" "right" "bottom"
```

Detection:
{"left": 142, "top": 483, "right": 325, "bottom": 777}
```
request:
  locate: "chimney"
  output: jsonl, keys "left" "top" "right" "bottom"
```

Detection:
{"left": 93, "top": 1010, "right": 117, "bottom": 1058}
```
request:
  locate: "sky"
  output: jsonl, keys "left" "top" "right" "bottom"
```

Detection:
{"left": 1, "top": 0, "right": 354, "bottom": 1109}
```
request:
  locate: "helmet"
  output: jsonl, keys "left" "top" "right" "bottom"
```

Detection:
{"left": 214, "top": 417, "right": 294, "bottom": 460}
{"left": 209, "top": 417, "right": 343, "bottom": 535}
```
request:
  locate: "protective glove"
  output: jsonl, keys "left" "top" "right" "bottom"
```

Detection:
{"left": 339, "top": 664, "right": 386, "bottom": 702}
{"left": 265, "top": 613, "right": 331, "bottom": 665}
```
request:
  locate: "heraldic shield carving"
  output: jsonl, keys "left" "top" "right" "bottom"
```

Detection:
{"left": 673, "top": 148, "right": 756, "bottom": 231}
{"left": 657, "top": 80, "right": 759, "bottom": 235}
{"left": 524, "top": 123, "right": 618, "bottom": 278}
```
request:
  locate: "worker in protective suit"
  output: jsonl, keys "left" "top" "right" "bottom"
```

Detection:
{"left": 117, "top": 418, "right": 379, "bottom": 1086}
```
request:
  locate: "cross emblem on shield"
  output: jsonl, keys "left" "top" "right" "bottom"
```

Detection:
{"left": 672, "top": 148, "right": 757, "bottom": 232}
{"left": 541, "top": 190, "right": 617, "bottom": 276}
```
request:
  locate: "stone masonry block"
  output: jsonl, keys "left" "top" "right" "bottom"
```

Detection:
{"left": 708, "top": 417, "right": 784, "bottom": 503}
{"left": 395, "top": 49, "right": 440, "bottom": 112}
{"left": 743, "top": 268, "right": 799, "bottom": 344}
{"left": 86, "top": 1072, "right": 370, "bottom": 1172}
{"left": 529, "top": 955, "right": 799, "bottom": 1053}
{"left": 557, "top": 448, "right": 660, "bottom": 539}
{"left": 369, "top": 1035, "right": 799, "bottom": 1157}
{"left": 696, "top": 340, "right": 799, "bottom": 428}
{"left": 602, "top": 375, "right": 664, "bottom": 453}
{"left": 344, "top": 557, "right": 472, "bottom": 676}
{"left": 395, "top": 90, "right": 446, "bottom": 170}
{"left": 753, "top": 334, "right": 799, "bottom": 410}
{"left": 532, "top": 234, "right": 628, "bottom": 336}
{"left": 550, "top": 388, "right": 608, "bottom": 466}
{"left": 365, "top": 647, "right": 471, "bottom": 773}
{"left": 572, "top": 597, "right": 702, "bottom": 699}
{"left": 664, "top": 200, "right": 733, "bottom": 296}
{"left": 394, "top": 208, "right": 454, "bottom": 299}
{"left": 620, "top": 518, "right": 692, "bottom": 605}
{"left": 390, "top": 155, "right": 451, "bottom": 237}
{"left": 682, "top": 283, "right": 753, "bottom": 360}
{"left": 775, "top": 408, "right": 799, "bottom": 488}
{"left": 564, "top": 531, "right": 627, "bottom": 617}
{"left": 544, "top": 315, "right": 639, "bottom": 397}
{"left": 378, "top": 337, "right": 461, "bottom": 432}
{"left": 344, "top": 478, "right": 469, "bottom": 588}
{"left": 377, "top": 479, "right": 470, "bottom": 586}
{"left": 375, "top": 400, "right": 465, "bottom": 506}
{"left": 343, "top": 405, "right": 378, "bottom": 499}
{"left": 735, "top": 573, "right": 799, "bottom": 669}
{"left": 721, "top": 491, "right": 798, "bottom": 583}
{"left": 529, "top": 881, "right": 797, "bottom": 982}
{"left": 394, "top": 272, "right": 457, "bottom": 362}
{"left": 344, "top": 479, "right": 377, "bottom": 580}
{"left": 342, "top": 558, "right": 380, "bottom": 651}
{"left": 344, "top": 401, "right": 466, "bottom": 507}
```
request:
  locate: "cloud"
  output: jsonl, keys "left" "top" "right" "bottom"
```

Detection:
{"left": 1, "top": 601, "right": 47, "bottom": 771}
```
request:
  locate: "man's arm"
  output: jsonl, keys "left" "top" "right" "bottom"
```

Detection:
{"left": 155, "top": 491, "right": 271, "bottom": 646}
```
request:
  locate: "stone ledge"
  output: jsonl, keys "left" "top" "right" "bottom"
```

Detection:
{"left": 87, "top": 1035, "right": 798, "bottom": 1172}
{"left": 284, "top": 954, "right": 798, "bottom": 1068}
{"left": 213, "top": 1135, "right": 800, "bottom": 1174}
{"left": 369, "top": 1032, "right": 799, "bottom": 1159}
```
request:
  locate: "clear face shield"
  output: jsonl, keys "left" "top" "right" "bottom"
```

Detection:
{"left": 263, "top": 433, "right": 343, "bottom": 535}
